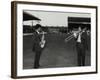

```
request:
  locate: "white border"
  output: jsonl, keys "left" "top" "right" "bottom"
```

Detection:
{"left": 17, "top": 3, "right": 96, "bottom": 76}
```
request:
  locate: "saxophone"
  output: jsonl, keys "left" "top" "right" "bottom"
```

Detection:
{"left": 40, "top": 31, "right": 46, "bottom": 48}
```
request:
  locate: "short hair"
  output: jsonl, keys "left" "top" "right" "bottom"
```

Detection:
{"left": 35, "top": 24, "right": 42, "bottom": 30}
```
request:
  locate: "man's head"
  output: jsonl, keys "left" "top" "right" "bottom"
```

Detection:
{"left": 78, "top": 26, "right": 82, "bottom": 31}
{"left": 35, "top": 24, "right": 42, "bottom": 32}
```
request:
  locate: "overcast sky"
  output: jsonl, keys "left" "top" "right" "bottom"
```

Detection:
{"left": 23, "top": 10, "right": 90, "bottom": 27}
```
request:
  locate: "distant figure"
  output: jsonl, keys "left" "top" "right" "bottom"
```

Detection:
{"left": 32, "top": 24, "right": 46, "bottom": 68}
{"left": 73, "top": 27, "right": 88, "bottom": 66}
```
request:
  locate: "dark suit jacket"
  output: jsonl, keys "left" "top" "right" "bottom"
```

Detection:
{"left": 32, "top": 31, "right": 42, "bottom": 52}
{"left": 75, "top": 31, "right": 88, "bottom": 50}
{"left": 81, "top": 31, "right": 88, "bottom": 48}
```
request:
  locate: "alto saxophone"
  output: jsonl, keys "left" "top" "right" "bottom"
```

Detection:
{"left": 40, "top": 31, "right": 46, "bottom": 48}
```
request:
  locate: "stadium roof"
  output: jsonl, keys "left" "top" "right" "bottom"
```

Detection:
{"left": 68, "top": 17, "right": 91, "bottom": 23}
{"left": 23, "top": 12, "right": 41, "bottom": 21}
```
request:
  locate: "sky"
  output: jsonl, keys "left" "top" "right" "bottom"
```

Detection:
{"left": 23, "top": 10, "right": 90, "bottom": 27}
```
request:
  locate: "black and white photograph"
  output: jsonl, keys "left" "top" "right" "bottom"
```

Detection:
{"left": 23, "top": 10, "right": 91, "bottom": 69}
{"left": 11, "top": 1, "right": 97, "bottom": 78}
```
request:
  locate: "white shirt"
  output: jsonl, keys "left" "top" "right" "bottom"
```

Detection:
{"left": 77, "top": 33, "right": 81, "bottom": 43}
{"left": 36, "top": 30, "right": 40, "bottom": 34}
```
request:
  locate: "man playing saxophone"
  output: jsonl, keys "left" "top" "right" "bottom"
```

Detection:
{"left": 32, "top": 24, "right": 46, "bottom": 68}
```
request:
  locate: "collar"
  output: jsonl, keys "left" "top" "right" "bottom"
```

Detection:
{"left": 36, "top": 30, "right": 40, "bottom": 34}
